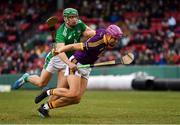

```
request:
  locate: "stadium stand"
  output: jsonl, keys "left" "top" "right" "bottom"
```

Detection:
{"left": 0, "top": 0, "right": 179, "bottom": 74}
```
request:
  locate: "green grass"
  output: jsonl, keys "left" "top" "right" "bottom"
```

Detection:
{"left": 0, "top": 90, "right": 180, "bottom": 124}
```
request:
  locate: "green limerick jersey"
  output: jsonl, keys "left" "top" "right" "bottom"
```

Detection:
{"left": 56, "top": 20, "right": 86, "bottom": 58}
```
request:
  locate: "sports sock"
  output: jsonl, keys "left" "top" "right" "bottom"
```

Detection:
{"left": 47, "top": 89, "right": 54, "bottom": 96}
{"left": 24, "top": 76, "right": 29, "bottom": 82}
{"left": 43, "top": 103, "right": 50, "bottom": 110}
{"left": 46, "top": 90, "right": 51, "bottom": 96}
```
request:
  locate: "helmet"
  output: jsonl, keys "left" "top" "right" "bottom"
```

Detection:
{"left": 106, "top": 25, "right": 123, "bottom": 39}
{"left": 63, "top": 8, "right": 78, "bottom": 17}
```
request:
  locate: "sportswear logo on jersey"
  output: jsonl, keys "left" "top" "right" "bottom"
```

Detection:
{"left": 78, "top": 30, "right": 81, "bottom": 34}
{"left": 68, "top": 35, "right": 72, "bottom": 39}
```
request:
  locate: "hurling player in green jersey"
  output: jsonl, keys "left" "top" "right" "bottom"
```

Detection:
{"left": 13, "top": 8, "right": 95, "bottom": 96}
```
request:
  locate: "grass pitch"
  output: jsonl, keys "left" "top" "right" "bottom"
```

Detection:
{"left": 0, "top": 90, "right": 180, "bottom": 124}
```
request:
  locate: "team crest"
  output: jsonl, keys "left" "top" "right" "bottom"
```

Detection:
{"left": 78, "top": 30, "right": 81, "bottom": 34}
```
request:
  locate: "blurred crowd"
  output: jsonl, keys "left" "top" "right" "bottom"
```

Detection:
{"left": 0, "top": 0, "right": 180, "bottom": 74}
{"left": 72, "top": 0, "right": 180, "bottom": 65}
{"left": 0, "top": 0, "right": 56, "bottom": 74}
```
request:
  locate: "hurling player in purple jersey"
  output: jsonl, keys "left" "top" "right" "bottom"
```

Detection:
{"left": 34, "top": 25, "right": 123, "bottom": 117}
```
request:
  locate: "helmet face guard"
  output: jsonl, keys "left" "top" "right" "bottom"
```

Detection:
{"left": 63, "top": 8, "right": 79, "bottom": 17}
{"left": 106, "top": 25, "right": 123, "bottom": 39}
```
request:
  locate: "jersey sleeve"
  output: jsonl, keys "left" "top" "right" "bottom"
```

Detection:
{"left": 82, "top": 37, "right": 102, "bottom": 51}
{"left": 78, "top": 20, "right": 87, "bottom": 33}
{"left": 82, "top": 29, "right": 105, "bottom": 51}
{"left": 55, "top": 26, "right": 65, "bottom": 43}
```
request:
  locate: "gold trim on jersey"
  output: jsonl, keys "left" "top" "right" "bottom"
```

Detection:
{"left": 87, "top": 39, "right": 104, "bottom": 48}
{"left": 80, "top": 42, "right": 84, "bottom": 50}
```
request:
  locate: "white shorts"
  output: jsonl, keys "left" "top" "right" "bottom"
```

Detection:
{"left": 44, "top": 54, "right": 66, "bottom": 74}
{"left": 64, "top": 56, "right": 91, "bottom": 79}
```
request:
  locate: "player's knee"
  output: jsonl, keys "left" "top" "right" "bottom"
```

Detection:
{"left": 68, "top": 93, "right": 81, "bottom": 104}
{"left": 72, "top": 96, "right": 81, "bottom": 104}
{"left": 69, "top": 91, "right": 80, "bottom": 98}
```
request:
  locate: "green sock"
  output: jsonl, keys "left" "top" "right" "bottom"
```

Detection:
{"left": 24, "top": 76, "right": 29, "bottom": 82}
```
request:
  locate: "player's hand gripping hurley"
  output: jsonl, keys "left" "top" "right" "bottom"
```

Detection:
{"left": 78, "top": 52, "right": 134, "bottom": 68}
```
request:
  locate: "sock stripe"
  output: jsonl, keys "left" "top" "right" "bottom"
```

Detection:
{"left": 24, "top": 77, "right": 29, "bottom": 82}
{"left": 50, "top": 89, "right": 54, "bottom": 95}
{"left": 48, "top": 102, "right": 53, "bottom": 109}
{"left": 50, "top": 102, "right": 53, "bottom": 109}
{"left": 47, "top": 102, "right": 51, "bottom": 109}
{"left": 51, "top": 101, "right": 55, "bottom": 109}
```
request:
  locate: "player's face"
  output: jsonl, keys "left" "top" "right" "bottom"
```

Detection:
{"left": 64, "top": 15, "right": 78, "bottom": 27}
{"left": 107, "top": 37, "right": 118, "bottom": 48}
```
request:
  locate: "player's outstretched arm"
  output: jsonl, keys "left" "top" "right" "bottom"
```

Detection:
{"left": 55, "top": 43, "right": 83, "bottom": 54}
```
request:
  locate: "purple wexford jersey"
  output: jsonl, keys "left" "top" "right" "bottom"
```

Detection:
{"left": 74, "top": 29, "right": 107, "bottom": 64}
